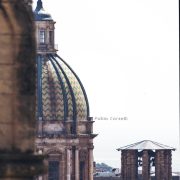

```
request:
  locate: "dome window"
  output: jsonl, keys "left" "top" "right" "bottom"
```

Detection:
{"left": 39, "top": 30, "right": 45, "bottom": 43}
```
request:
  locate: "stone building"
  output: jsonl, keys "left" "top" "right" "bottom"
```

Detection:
{"left": 117, "top": 140, "right": 175, "bottom": 180}
{"left": 34, "top": 0, "right": 97, "bottom": 179}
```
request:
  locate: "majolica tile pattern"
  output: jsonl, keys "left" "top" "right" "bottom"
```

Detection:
{"left": 37, "top": 54, "right": 89, "bottom": 121}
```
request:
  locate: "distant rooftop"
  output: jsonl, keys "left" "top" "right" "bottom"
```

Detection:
{"left": 117, "top": 140, "right": 175, "bottom": 151}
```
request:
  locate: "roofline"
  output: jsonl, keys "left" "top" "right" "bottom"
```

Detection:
{"left": 116, "top": 140, "right": 176, "bottom": 151}
{"left": 117, "top": 148, "right": 176, "bottom": 151}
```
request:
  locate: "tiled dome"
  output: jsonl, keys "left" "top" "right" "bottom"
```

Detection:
{"left": 36, "top": 54, "right": 89, "bottom": 122}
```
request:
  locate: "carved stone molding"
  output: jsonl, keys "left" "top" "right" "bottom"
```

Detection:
{"left": 44, "top": 147, "right": 63, "bottom": 155}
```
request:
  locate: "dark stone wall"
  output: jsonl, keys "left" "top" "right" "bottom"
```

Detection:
{"left": 0, "top": 1, "right": 45, "bottom": 179}
{"left": 0, "top": 0, "right": 36, "bottom": 153}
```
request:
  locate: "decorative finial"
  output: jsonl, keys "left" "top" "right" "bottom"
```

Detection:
{"left": 35, "top": 0, "right": 43, "bottom": 12}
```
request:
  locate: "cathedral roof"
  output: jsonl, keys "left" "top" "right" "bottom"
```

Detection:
{"left": 36, "top": 54, "right": 89, "bottom": 122}
{"left": 34, "top": 0, "right": 53, "bottom": 21}
{"left": 117, "top": 140, "right": 175, "bottom": 151}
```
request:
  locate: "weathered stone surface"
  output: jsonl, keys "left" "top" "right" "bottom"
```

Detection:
{"left": 0, "top": 0, "right": 45, "bottom": 179}
{"left": 142, "top": 150, "right": 150, "bottom": 180}
{"left": 0, "top": 0, "right": 36, "bottom": 153}
{"left": 0, "top": 124, "right": 13, "bottom": 150}
{"left": 121, "top": 148, "right": 173, "bottom": 180}
{"left": 0, "top": 154, "right": 45, "bottom": 179}
{"left": 0, "top": 80, "right": 13, "bottom": 93}
{"left": 121, "top": 150, "right": 138, "bottom": 180}
{"left": 0, "top": 66, "right": 15, "bottom": 80}
{"left": 0, "top": 95, "right": 13, "bottom": 123}
{"left": 155, "top": 150, "right": 172, "bottom": 180}
{"left": 0, "top": 36, "right": 15, "bottom": 64}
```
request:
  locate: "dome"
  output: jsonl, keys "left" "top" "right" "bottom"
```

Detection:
{"left": 36, "top": 54, "right": 89, "bottom": 122}
{"left": 34, "top": 0, "right": 53, "bottom": 21}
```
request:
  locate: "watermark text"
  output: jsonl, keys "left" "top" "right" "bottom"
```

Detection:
{"left": 94, "top": 116, "right": 128, "bottom": 121}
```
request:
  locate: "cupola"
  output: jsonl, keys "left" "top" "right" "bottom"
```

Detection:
{"left": 34, "top": 0, "right": 57, "bottom": 53}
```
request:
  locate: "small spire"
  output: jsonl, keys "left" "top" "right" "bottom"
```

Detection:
{"left": 35, "top": 0, "right": 43, "bottom": 12}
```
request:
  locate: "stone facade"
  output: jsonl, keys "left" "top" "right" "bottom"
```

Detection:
{"left": 36, "top": 134, "right": 95, "bottom": 180}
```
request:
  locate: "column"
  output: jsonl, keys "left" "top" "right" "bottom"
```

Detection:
{"left": 66, "top": 149, "right": 71, "bottom": 180}
{"left": 88, "top": 148, "right": 94, "bottom": 180}
{"left": 168, "top": 150, "right": 172, "bottom": 180}
{"left": 75, "top": 148, "right": 80, "bottom": 180}
{"left": 155, "top": 150, "right": 165, "bottom": 180}
{"left": 131, "top": 150, "right": 138, "bottom": 180}
{"left": 127, "top": 150, "right": 138, "bottom": 180}
{"left": 164, "top": 150, "right": 172, "bottom": 180}
{"left": 142, "top": 150, "right": 150, "bottom": 180}
{"left": 121, "top": 150, "right": 126, "bottom": 180}
{"left": 126, "top": 151, "right": 131, "bottom": 180}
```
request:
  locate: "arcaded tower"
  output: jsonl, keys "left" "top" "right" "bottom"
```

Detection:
{"left": 34, "top": 0, "right": 96, "bottom": 179}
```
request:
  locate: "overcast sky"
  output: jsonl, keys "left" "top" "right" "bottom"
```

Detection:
{"left": 33, "top": 0, "right": 179, "bottom": 171}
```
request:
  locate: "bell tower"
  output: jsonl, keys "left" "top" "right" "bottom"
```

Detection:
{"left": 34, "top": 0, "right": 57, "bottom": 54}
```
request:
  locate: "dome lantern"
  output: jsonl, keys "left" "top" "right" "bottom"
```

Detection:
{"left": 34, "top": 0, "right": 56, "bottom": 54}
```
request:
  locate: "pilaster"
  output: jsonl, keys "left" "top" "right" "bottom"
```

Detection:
{"left": 66, "top": 148, "right": 71, "bottom": 180}
{"left": 88, "top": 148, "right": 94, "bottom": 180}
{"left": 75, "top": 148, "right": 80, "bottom": 180}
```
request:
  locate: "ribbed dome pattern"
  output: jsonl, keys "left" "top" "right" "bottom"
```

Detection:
{"left": 36, "top": 54, "right": 89, "bottom": 122}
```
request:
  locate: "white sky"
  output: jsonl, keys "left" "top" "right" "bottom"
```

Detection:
{"left": 33, "top": 0, "right": 179, "bottom": 171}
